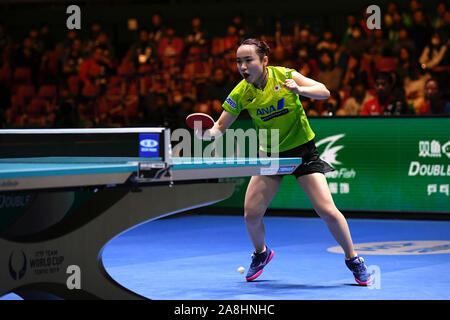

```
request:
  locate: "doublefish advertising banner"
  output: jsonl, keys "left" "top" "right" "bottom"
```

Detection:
{"left": 217, "top": 117, "right": 450, "bottom": 213}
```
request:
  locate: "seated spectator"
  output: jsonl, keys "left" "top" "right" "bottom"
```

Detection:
{"left": 361, "top": 71, "right": 410, "bottom": 115}
{"left": 294, "top": 45, "right": 318, "bottom": 78}
{"left": 182, "top": 52, "right": 210, "bottom": 97}
{"left": 164, "top": 90, "right": 192, "bottom": 130}
{"left": 387, "top": 11, "right": 409, "bottom": 46}
{"left": 409, "top": 9, "right": 432, "bottom": 52}
{"left": 182, "top": 18, "right": 211, "bottom": 86}
{"left": 297, "top": 58, "right": 313, "bottom": 78}
{"left": 61, "top": 38, "right": 84, "bottom": 78}
{"left": 59, "top": 30, "right": 79, "bottom": 62}
{"left": 384, "top": 1, "right": 401, "bottom": 29}
{"left": 368, "top": 29, "right": 390, "bottom": 58}
{"left": 341, "top": 51, "right": 369, "bottom": 90}
{"left": 127, "top": 28, "right": 158, "bottom": 69}
{"left": 432, "top": 2, "right": 447, "bottom": 29}
{"left": 345, "top": 24, "right": 370, "bottom": 57}
{"left": 22, "top": 96, "right": 55, "bottom": 128}
{"left": 307, "top": 31, "right": 320, "bottom": 59}
{"left": 271, "top": 46, "right": 294, "bottom": 68}
{"left": 397, "top": 46, "right": 415, "bottom": 81}
{"left": 39, "top": 23, "right": 54, "bottom": 53}
{"left": 317, "top": 49, "right": 342, "bottom": 92}
{"left": 95, "top": 32, "right": 115, "bottom": 63}
{"left": 419, "top": 32, "right": 448, "bottom": 72}
{"left": 83, "top": 22, "right": 104, "bottom": 55}
{"left": 157, "top": 26, "right": 184, "bottom": 68}
{"left": 141, "top": 92, "right": 169, "bottom": 127}
{"left": 273, "top": 20, "right": 294, "bottom": 59}
{"left": 223, "top": 24, "right": 240, "bottom": 53}
{"left": 231, "top": 14, "right": 247, "bottom": 41}
{"left": 316, "top": 28, "right": 336, "bottom": 52}
{"left": 436, "top": 10, "right": 449, "bottom": 41}
{"left": 12, "top": 37, "right": 41, "bottom": 84}
{"left": 184, "top": 16, "right": 209, "bottom": 51}
{"left": 392, "top": 27, "right": 417, "bottom": 59}
{"left": 39, "top": 49, "right": 59, "bottom": 84}
{"left": 343, "top": 78, "right": 374, "bottom": 115}
{"left": 52, "top": 85, "right": 80, "bottom": 128}
{"left": 341, "top": 13, "right": 358, "bottom": 46}
{"left": 302, "top": 97, "right": 319, "bottom": 116}
{"left": 204, "top": 67, "right": 234, "bottom": 118}
{"left": 180, "top": 95, "right": 195, "bottom": 125}
{"left": 320, "top": 90, "right": 343, "bottom": 116}
{"left": 403, "top": 64, "right": 431, "bottom": 113}
{"left": 417, "top": 78, "right": 450, "bottom": 114}
{"left": 79, "top": 46, "right": 112, "bottom": 98}
{"left": 403, "top": 0, "right": 423, "bottom": 27}
{"left": 149, "top": 13, "right": 165, "bottom": 44}
{"left": 28, "top": 27, "right": 44, "bottom": 55}
{"left": 294, "top": 26, "right": 311, "bottom": 50}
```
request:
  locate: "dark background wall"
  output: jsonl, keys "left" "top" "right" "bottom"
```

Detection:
{"left": 0, "top": 0, "right": 444, "bottom": 48}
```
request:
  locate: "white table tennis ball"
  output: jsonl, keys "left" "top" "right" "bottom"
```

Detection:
{"left": 238, "top": 266, "right": 245, "bottom": 274}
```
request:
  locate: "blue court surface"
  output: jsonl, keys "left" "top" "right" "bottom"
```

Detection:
{"left": 2, "top": 214, "right": 450, "bottom": 300}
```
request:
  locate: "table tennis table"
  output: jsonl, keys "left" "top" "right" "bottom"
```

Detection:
{"left": 0, "top": 128, "right": 301, "bottom": 300}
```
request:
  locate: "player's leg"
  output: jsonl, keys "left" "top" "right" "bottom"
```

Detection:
{"left": 243, "top": 175, "right": 282, "bottom": 281}
{"left": 296, "top": 172, "right": 356, "bottom": 258}
{"left": 297, "top": 173, "right": 372, "bottom": 285}
{"left": 244, "top": 175, "right": 282, "bottom": 253}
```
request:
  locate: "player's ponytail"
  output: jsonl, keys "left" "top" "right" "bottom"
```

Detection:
{"left": 239, "top": 38, "right": 270, "bottom": 61}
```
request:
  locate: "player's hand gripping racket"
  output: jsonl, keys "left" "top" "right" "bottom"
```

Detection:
{"left": 185, "top": 113, "right": 215, "bottom": 140}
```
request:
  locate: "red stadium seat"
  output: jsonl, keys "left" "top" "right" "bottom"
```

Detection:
{"left": 0, "top": 62, "right": 11, "bottom": 86}
{"left": 13, "top": 67, "right": 32, "bottom": 84}
{"left": 67, "top": 75, "right": 80, "bottom": 96}
{"left": 375, "top": 57, "right": 398, "bottom": 72}
{"left": 25, "top": 98, "right": 47, "bottom": 116}
{"left": 81, "top": 82, "right": 100, "bottom": 98}
{"left": 117, "top": 61, "right": 135, "bottom": 77}
{"left": 127, "top": 82, "right": 138, "bottom": 95}
{"left": 15, "top": 84, "right": 36, "bottom": 107}
{"left": 107, "top": 76, "right": 123, "bottom": 88}
{"left": 211, "top": 38, "right": 225, "bottom": 56}
{"left": 38, "top": 84, "right": 57, "bottom": 99}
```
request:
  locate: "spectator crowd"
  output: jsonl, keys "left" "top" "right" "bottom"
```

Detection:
{"left": 0, "top": 0, "right": 449, "bottom": 131}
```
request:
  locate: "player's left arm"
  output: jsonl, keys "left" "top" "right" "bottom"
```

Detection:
{"left": 282, "top": 71, "right": 330, "bottom": 100}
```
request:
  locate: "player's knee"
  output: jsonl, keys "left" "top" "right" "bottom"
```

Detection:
{"left": 316, "top": 206, "right": 340, "bottom": 223}
{"left": 244, "top": 205, "right": 265, "bottom": 223}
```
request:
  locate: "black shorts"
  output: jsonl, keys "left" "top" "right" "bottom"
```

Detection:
{"left": 261, "top": 139, "right": 335, "bottom": 178}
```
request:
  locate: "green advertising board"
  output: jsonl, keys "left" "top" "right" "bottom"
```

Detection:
{"left": 215, "top": 117, "right": 450, "bottom": 213}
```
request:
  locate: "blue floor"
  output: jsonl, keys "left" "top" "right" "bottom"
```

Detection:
{"left": 2, "top": 215, "right": 450, "bottom": 300}
{"left": 101, "top": 215, "right": 450, "bottom": 300}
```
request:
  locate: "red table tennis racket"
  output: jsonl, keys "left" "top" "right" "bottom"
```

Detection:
{"left": 186, "top": 113, "right": 214, "bottom": 129}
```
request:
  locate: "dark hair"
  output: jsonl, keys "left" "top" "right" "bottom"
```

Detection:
{"left": 239, "top": 38, "right": 270, "bottom": 60}
{"left": 318, "top": 49, "right": 336, "bottom": 69}
{"left": 425, "top": 77, "right": 439, "bottom": 89}
{"left": 375, "top": 71, "right": 393, "bottom": 84}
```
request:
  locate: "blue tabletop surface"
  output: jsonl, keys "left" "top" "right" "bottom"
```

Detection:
{"left": 0, "top": 157, "right": 302, "bottom": 178}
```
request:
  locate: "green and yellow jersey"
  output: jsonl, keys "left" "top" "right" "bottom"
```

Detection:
{"left": 222, "top": 66, "right": 315, "bottom": 152}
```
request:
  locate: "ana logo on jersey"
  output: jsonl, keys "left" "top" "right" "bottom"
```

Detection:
{"left": 274, "top": 85, "right": 281, "bottom": 92}
{"left": 257, "top": 98, "right": 288, "bottom": 121}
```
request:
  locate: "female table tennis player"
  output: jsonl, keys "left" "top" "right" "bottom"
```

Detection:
{"left": 197, "top": 39, "right": 372, "bottom": 285}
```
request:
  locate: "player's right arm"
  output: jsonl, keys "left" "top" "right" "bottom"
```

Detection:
{"left": 198, "top": 80, "right": 246, "bottom": 140}
{"left": 198, "top": 110, "right": 238, "bottom": 140}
